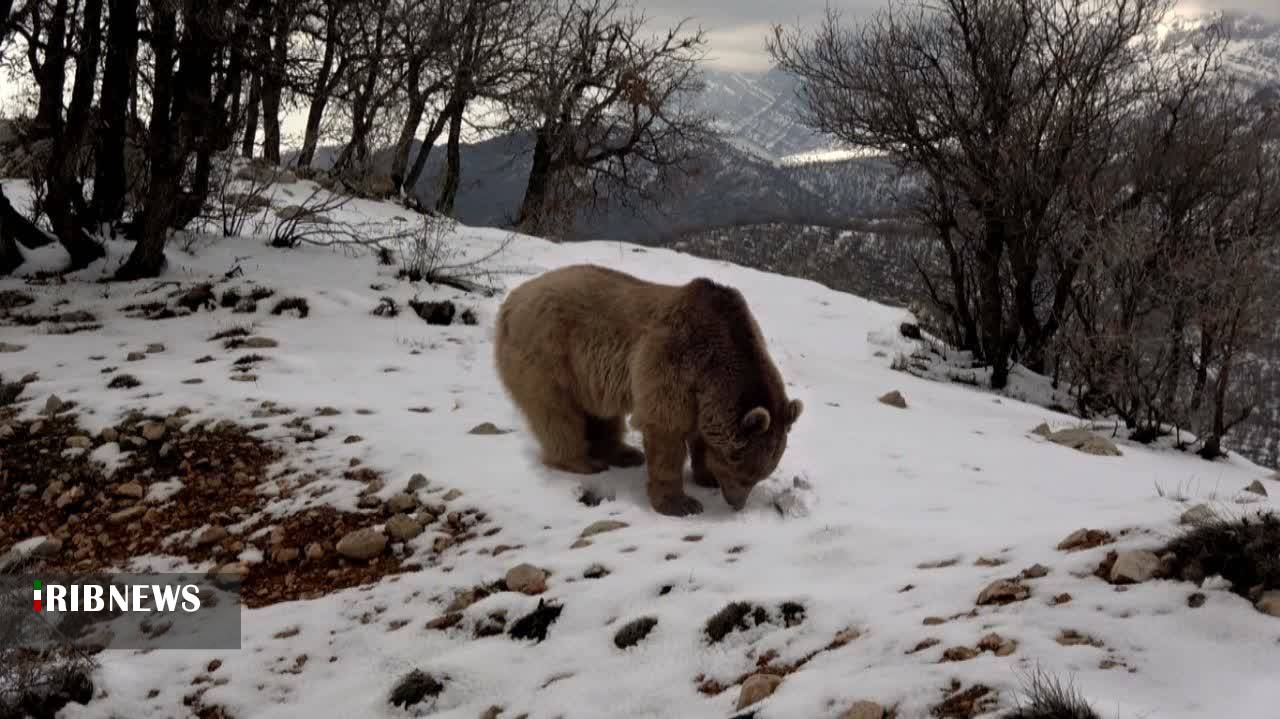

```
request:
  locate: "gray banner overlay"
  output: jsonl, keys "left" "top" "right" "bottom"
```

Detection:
{"left": 1, "top": 572, "right": 242, "bottom": 650}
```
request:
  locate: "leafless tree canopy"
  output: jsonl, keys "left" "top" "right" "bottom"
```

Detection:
{"left": 0, "top": 0, "right": 710, "bottom": 276}
{"left": 771, "top": 0, "right": 1280, "bottom": 455}
{"left": 508, "top": 0, "right": 714, "bottom": 234}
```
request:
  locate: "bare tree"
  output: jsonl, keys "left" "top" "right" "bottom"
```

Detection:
{"left": 510, "top": 0, "right": 712, "bottom": 234}
{"left": 293, "top": 0, "right": 355, "bottom": 168}
{"left": 769, "top": 0, "right": 1168, "bottom": 387}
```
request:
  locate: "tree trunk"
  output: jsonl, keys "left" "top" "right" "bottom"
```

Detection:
{"left": 33, "top": 0, "right": 69, "bottom": 135}
{"left": 403, "top": 107, "right": 451, "bottom": 195}
{"left": 116, "top": 0, "right": 178, "bottom": 281}
{"left": 435, "top": 101, "right": 466, "bottom": 215}
{"left": 295, "top": 0, "right": 343, "bottom": 168}
{"left": 516, "top": 133, "right": 554, "bottom": 230}
{"left": 259, "top": 4, "right": 289, "bottom": 164}
{"left": 45, "top": 0, "right": 105, "bottom": 271}
{"left": 242, "top": 75, "right": 260, "bottom": 158}
{"left": 976, "top": 215, "right": 1010, "bottom": 388}
{"left": 89, "top": 0, "right": 139, "bottom": 228}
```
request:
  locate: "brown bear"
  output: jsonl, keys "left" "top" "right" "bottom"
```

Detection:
{"left": 494, "top": 264, "right": 803, "bottom": 516}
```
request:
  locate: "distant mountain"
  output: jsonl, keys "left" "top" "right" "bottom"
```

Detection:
{"left": 694, "top": 67, "right": 836, "bottom": 161}
{"left": 1160, "top": 12, "right": 1280, "bottom": 99}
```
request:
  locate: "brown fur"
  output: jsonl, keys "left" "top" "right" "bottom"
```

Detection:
{"left": 494, "top": 264, "right": 802, "bottom": 516}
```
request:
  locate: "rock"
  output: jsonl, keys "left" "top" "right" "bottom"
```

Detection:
{"left": 0, "top": 424, "right": 13, "bottom": 441}
{"left": 0, "top": 342, "right": 25, "bottom": 352}
{"left": 570, "top": 538, "right": 592, "bottom": 549}
{"left": 65, "top": 435, "right": 92, "bottom": 449}
{"left": 305, "top": 542, "right": 325, "bottom": 561}
{"left": 468, "top": 422, "right": 508, "bottom": 435}
{"left": 505, "top": 564, "right": 548, "bottom": 595}
{"left": 840, "top": 701, "right": 886, "bottom": 719}
{"left": 115, "top": 482, "right": 144, "bottom": 499}
{"left": 976, "top": 579, "right": 1029, "bottom": 605}
{"left": 386, "top": 514, "right": 424, "bottom": 541}
{"left": 583, "top": 564, "right": 610, "bottom": 579}
{"left": 217, "top": 562, "right": 251, "bottom": 582}
{"left": 127, "top": 351, "right": 146, "bottom": 361}
{"left": 441, "top": 489, "right": 463, "bottom": 501}
{"left": 195, "top": 526, "right": 229, "bottom": 546}
{"left": 1245, "top": 480, "right": 1268, "bottom": 496}
{"left": 1180, "top": 504, "right": 1216, "bottom": 525}
{"left": 315, "top": 406, "right": 341, "bottom": 417}
{"left": 1109, "top": 550, "right": 1161, "bottom": 584}
{"left": 100, "top": 427, "right": 119, "bottom": 443}
{"left": 878, "top": 390, "right": 907, "bottom": 409}
{"left": 1187, "top": 592, "right": 1207, "bottom": 608}
{"left": 407, "top": 473, "right": 429, "bottom": 492}
{"left": 1045, "top": 427, "right": 1121, "bottom": 456}
{"left": 42, "top": 395, "right": 64, "bottom": 416}
{"left": 230, "top": 374, "right": 258, "bottom": 382}
{"left": 276, "top": 205, "right": 331, "bottom": 223}
{"left": 141, "top": 422, "right": 167, "bottom": 442}
{"left": 1056, "top": 528, "right": 1112, "bottom": 551}
{"left": 1254, "top": 591, "right": 1280, "bottom": 618}
{"left": 242, "top": 336, "right": 278, "bottom": 348}
{"left": 1020, "top": 563, "right": 1050, "bottom": 579}
{"left": 942, "top": 646, "right": 979, "bottom": 662}
{"left": 1031, "top": 422, "right": 1052, "bottom": 437}
{"left": 386, "top": 493, "right": 418, "bottom": 513}
{"left": 336, "top": 528, "right": 387, "bottom": 560}
{"left": 110, "top": 506, "right": 146, "bottom": 524}
{"left": 272, "top": 546, "right": 300, "bottom": 562}
{"left": 976, "top": 633, "right": 1016, "bottom": 655}
{"left": 580, "top": 520, "right": 628, "bottom": 537}
{"left": 736, "top": 674, "right": 783, "bottom": 710}
{"left": 55, "top": 486, "right": 85, "bottom": 509}
{"left": 146, "top": 343, "right": 165, "bottom": 353}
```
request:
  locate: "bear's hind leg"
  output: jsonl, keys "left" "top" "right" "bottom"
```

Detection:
{"left": 587, "top": 415, "right": 645, "bottom": 468}
{"left": 528, "top": 388, "right": 608, "bottom": 475}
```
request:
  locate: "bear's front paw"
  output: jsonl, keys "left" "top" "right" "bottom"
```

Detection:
{"left": 653, "top": 493, "right": 703, "bottom": 517}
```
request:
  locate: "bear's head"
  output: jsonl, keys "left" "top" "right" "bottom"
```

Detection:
{"left": 703, "top": 398, "right": 804, "bottom": 510}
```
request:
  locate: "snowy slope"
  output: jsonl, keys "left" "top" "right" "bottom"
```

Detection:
{"left": 2, "top": 179, "right": 1279, "bottom": 719}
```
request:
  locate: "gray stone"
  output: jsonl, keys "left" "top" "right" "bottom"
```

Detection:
{"left": 580, "top": 520, "right": 628, "bottom": 537}
{"left": 0, "top": 342, "right": 25, "bottom": 352}
{"left": 195, "top": 526, "right": 229, "bottom": 546}
{"left": 1245, "top": 480, "right": 1268, "bottom": 496}
{"left": 42, "top": 395, "right": 64, "bottom": 416}
{"left": 385, "top": 514, "right": 424, "bottom": 541}
{"left": 146, "top": 343, "right": 165, "bottom": 353}
{"left": 407, "top": 473, "right": 429, "bottom": 492}
{"left": 386, "top": 493, "right": 418, "bottom": 514}
{"left": 1180, "top": 504, "right": 1217, "bottom": 525}
{"left": 115, "top": 482, "right": 144, "bottom": 499}
{"left": 1110, "top": 550, "right": 1161, "bottom": 584}
{"left": 736, "top": 673, "right": 783, "bottom": 710}
{"left": 127, "top": 351, "right": 146, "bottom": 361}
{"left": 141, "top": 422, "right": 167, "bottom": 442}
{"left": 878, "top": 390, "right": 907, "bottom": 409}
{"left": 976, "top": 579, "right": 1029, "bottom": 605}
{"left": 505, "top": 563, "right": 548, "bottom": 595}
{"left": 1045, "top": 427, "right": 1121, "bottom": 456}
{"left": 336, "top": 528, "right": 387, "bottom": 560}
{"left": 65, "top": 435, "right": 92, "bottom": 449}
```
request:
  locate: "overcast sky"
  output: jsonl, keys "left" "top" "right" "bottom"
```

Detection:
{"left": 640, "top": 0, "right": 1280, "bottom": 71}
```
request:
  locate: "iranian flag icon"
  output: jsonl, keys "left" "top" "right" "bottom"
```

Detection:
{"left": 33, "top": 580, "right": 42, "bottom": 612}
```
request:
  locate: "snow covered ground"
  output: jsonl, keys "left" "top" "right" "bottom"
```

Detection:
{"left": 2, "top": 177, "right": 1278, "bottom": 719}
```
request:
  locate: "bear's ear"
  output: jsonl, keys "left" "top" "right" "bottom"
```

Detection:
{"left": 740, "top": 407, "right": 771, "bottom": 436}
{"left": 785, "top": 399, "right": 804, "bottom": 427}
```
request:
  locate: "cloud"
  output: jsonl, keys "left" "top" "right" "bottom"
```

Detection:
{"left": 637, "top": 0, "right": 1280, "bottom": 71}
